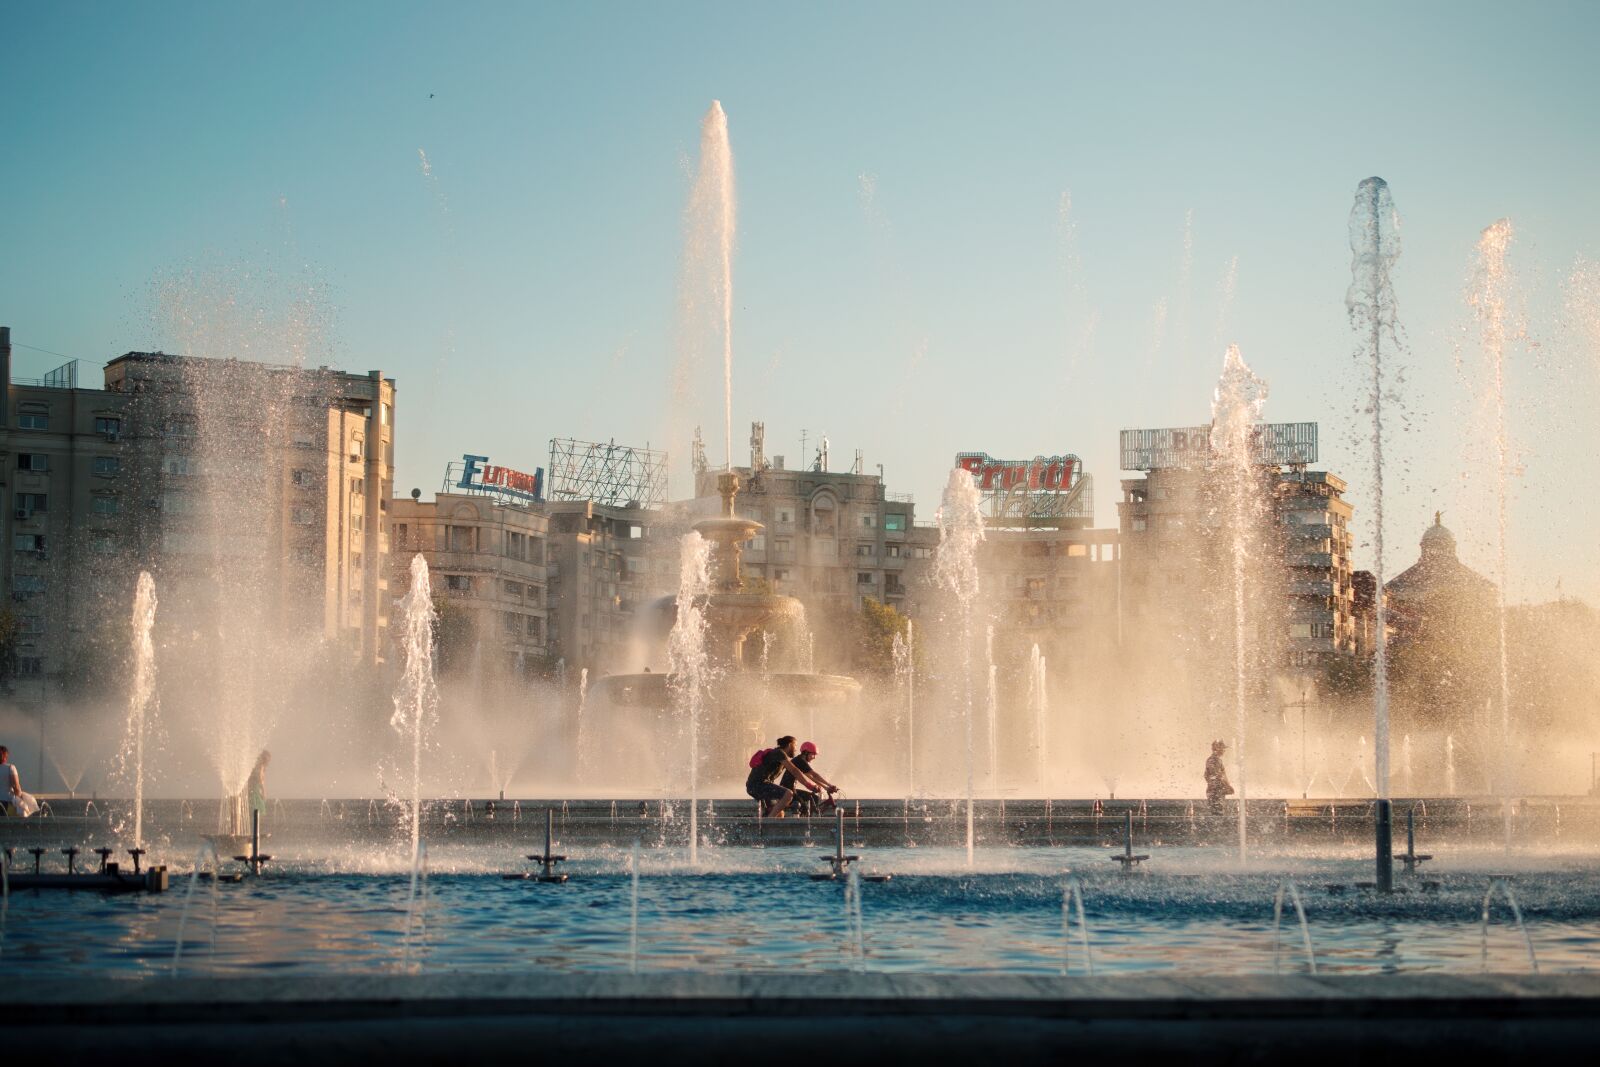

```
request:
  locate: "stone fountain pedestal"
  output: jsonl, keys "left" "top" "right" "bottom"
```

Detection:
{"left": 586, "top": 471, "right": 862, "bottom": 785}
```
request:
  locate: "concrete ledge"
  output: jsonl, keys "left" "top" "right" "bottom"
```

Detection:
{"left": 15, "top": 973, "right": 1600, "bottom": 1065}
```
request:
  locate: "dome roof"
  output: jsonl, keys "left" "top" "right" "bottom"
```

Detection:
{"left": 1420, "top": 512, "right": 1456, "bottom": 559}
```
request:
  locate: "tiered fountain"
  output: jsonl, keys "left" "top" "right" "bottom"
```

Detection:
{"left": 588, "top": 470, "right": 860, "bottom": 782}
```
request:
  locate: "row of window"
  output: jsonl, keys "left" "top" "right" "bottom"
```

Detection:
{"left": 15, "top": 454, "right": 121, "bottom": 475}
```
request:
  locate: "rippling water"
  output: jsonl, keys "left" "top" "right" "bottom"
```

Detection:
{"left": 4, "top": 844, "right": 1597, "bottom": 978}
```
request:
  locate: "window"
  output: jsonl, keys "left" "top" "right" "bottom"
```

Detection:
{"left": 164, "top": 455, "right": 193, "bottom": 476}
{"left": 94, "top": 456, "right": 120, "bottom": 475}
{"left": 1067, "top": 544, "right": 1087, "bottom": 557}
{"left": 163, "top": 492, "right": 196, "bottom": 516}
{"left": 292, "top": 430, "right": 315, "bottom": 449}
{"left": 18, "top": 657, "right": 43, "bottom": 677}
{"left": 18, "top": 616, "right": 44, "bottom": 636}
{"left": 292, "top": 469, "right": 313, "bottom": 487}
{"left": 394, "top": 523, "right": 408, "bottom": 547}
{"left": 446, "top": 575, "right": 471, "bottom": 593}
{"left": 885, "top": 575, "right": 905, "bottom": 595}
{"left": 1131, "top": 517, "right": 1148, "bottom": 532}
{"left": 774, "top": 568, "right": 790, "bottom": 581}
{"left": 503, "top": 580, "right": 523, "bottom": 599}
{"left": 507, "top": 532, "right": 526, "bottom": 561}
{"left": 95, "top": 416, "right": 121, "bottom": 436}
{"left": 856, "top": 543, "right": 875, "bottom": 557}
{"left": 351, "top": 552, "right": 363, "bottom": 573}
{"left": 857, "top": 571, "right": 875, "bottom": 585}
{"left": 292, "top": 507, "right": 315, "bottom": 525}
{"left": 164, "top": 415, "right": 197, "bottom": 437}
{"left": 16, "top": 454, "right": 47, "bottom": 472}
{"left": 16, "top": 493, "right": 47, "bottom": 515}
{"left": 448, "top": 526, "right": 475, "bottom": 552}
{"left": 861, "top": 514, "right": 876, "bottom": 528}
{"left": 886, "top": 543, "right": 901, "bottom": 558}
{"left": 625, "top": 556, "right": 644, "bottom": 574}
{"left": 14, "top": 534, "right": 45, "bottom": 553}
{"left": 777, "top": 509, "right": 793, "bottom": 524}
{"left": 502, "top": 612, "right": 523, "bottom": 636}
{"left": 381, "top": 402, "right": 391, "bottom": 426}
{"left": 92, "top": 496, "right": 119, "bottom": 517}
{"left": 884, "top": 514, "right": 905, "bottom": 532}
{"left": 1289, "top": 623, "right": 1314, "bottom": 639}
{"left": 18, "top": 405, "right": 49, "bottom": 430}
{"left": 351, "top": 477, "right": 365, "bottom": 496}
{"left": 92, "top": 536, "right": 116, "bottom": 555}
{"left": 349, "top": 436, "right": 364, "bottom": 462}
{"left": 13, "top": 575, "right": 45, "bottom": 597}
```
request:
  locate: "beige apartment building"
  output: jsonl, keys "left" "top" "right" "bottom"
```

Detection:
{"left": 389, "top": 491, "right": 552, "bottom": 675}
{"left": 0, "top": 328, "right": 396, "bottom": 700}
{"left": 692, "top": 457, "right": 937, "bottom": 620}
{"left": 1115, "top": 423, "right": 1359, "bottom": 669}
{"left": 542, "top": 499, "right": 658, "bottom": 677}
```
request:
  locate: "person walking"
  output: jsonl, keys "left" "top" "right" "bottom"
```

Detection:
{"left": 1205, "top": 740, "right": 1234, "bottom": 814}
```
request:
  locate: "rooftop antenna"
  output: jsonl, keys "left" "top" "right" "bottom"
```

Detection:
{"left": 750, "top": 421, "right": 766, "bottom": 471}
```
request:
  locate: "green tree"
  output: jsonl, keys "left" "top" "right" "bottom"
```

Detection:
{"left": 431, "top": 596, "right": 478, "bottom": 676}
{"left": 852, "top": 597, "right": 910, "bottom": 676}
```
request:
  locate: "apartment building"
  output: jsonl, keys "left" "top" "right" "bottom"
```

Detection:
{"left": 0, "top": 328, "right": 396, "bottom": 700}
{"left": 389, "top": 491, "right": 551, "bottom": 674}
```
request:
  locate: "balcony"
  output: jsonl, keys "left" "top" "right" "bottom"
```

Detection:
{"left": 1288, "top": 579, "right": 1333, "bottom": 598}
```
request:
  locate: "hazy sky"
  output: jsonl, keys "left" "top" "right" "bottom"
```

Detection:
{"left": 5, "top": 2, "right": 1599, "bottom": 601}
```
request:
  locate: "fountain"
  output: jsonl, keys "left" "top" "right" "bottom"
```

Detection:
{"left": 117, "top": 572, "right": 159, "bottom": 851}
{"left": 932, "top": 466, "right": 985, "bottom": 866}
{"left": 1210, "top": 345, "right": 1271, "bottom": 862}
{"left": 587, "top": 471, "right": 861, "bottom": 786}
{"left": 1470, "top": 218, "right": 1518, "bottom": 849}
{"left": 392, "top": 555, "right": 440, "bottom": 861}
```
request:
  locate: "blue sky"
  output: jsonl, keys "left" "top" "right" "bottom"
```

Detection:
{"left": 5, "top": 1, "right": 1599, "bottom": 600}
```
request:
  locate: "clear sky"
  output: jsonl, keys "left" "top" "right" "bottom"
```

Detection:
{"left": 5, "top": 1, "right": 1599, "bottom": 601}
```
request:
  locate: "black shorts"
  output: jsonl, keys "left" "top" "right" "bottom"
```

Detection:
{"left": 747, "top": 781, "right": 788, "bottom": 803}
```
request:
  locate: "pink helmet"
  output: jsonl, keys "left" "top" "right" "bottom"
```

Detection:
{"left": 800, "top": 741, "right": 818, "bottom": 755}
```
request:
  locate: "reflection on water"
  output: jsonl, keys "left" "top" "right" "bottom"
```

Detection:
{"left": 6, "top": 847, "right": 1598, "bottom": 978}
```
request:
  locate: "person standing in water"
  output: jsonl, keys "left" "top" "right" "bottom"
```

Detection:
{"left": 1205, "top": 740, "right": 1233, "bottom": 813}
{"left": 247, "top": 750, "right": 271, "bottom": 818}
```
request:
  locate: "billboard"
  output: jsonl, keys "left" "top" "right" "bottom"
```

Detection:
{"left": 955, "top": 452, "right": 1093, "bottom": 526}
{"left": 1119, "top": 422, "right": 1318, "bottom": 471}
{"left": 445, "top": 454, "right": 544, "bottom": 504}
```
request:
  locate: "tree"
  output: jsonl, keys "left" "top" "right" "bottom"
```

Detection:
{"left": 0, "top": 608, "right": 18, "bottom": 688}
{"left": 431, "top": 596, "right": 478, "bottom": 676}
{"left": 852, "top": 597, "right": 910, "bottom": 676}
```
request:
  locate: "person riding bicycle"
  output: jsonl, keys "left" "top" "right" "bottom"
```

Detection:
{"left": 781, "top": 741, "right": 839, "bottom": 816}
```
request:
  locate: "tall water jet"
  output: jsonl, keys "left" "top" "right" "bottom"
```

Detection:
{"left": 1469, "top": 219, "right": 1517, "bottom": 847}
{"left": 666, "top": 533, "right": 712, "bottom": 865}
{"left": 681, "top": 101, "right": 737, "bottom": 470}
{"left": 392, "top": 555, "right": 440, "bottom": 862}
{"left": 1348, "top": 177, "right": 1402, "bottom": 803}
{"left": 574, "top": 667, "right": 590, "bottom": 777}
{"left": 892, "top": 628, "right": 913, "bottom": 793}
{"left": 120, "top": 572, "right": 159, "bottom": 850}
{"left": 1029, "top": 645, "right": 1049, "bottom": 792}
{"left": 985, "top": 625, "right": 999, "bottom": 789}
{"left": 1210, "top": 345, "right": 1270, "bottom": 863}
{"left": 934, "top": 467, "right": 985, "bottom": 865}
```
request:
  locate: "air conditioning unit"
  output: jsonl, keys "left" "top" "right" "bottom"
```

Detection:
{"left": 104, "top": 431, "right": 120, "bottom": 442}
{"left": 14, "top": 508, "right": 29, "bottom": 520}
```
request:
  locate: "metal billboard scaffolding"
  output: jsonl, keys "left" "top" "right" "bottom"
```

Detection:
{"left": 1119, "top": 422, "right": 1318, "bottom": 471}
{"left": 546, "top": 437, "right": 669, "bottom": 509}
